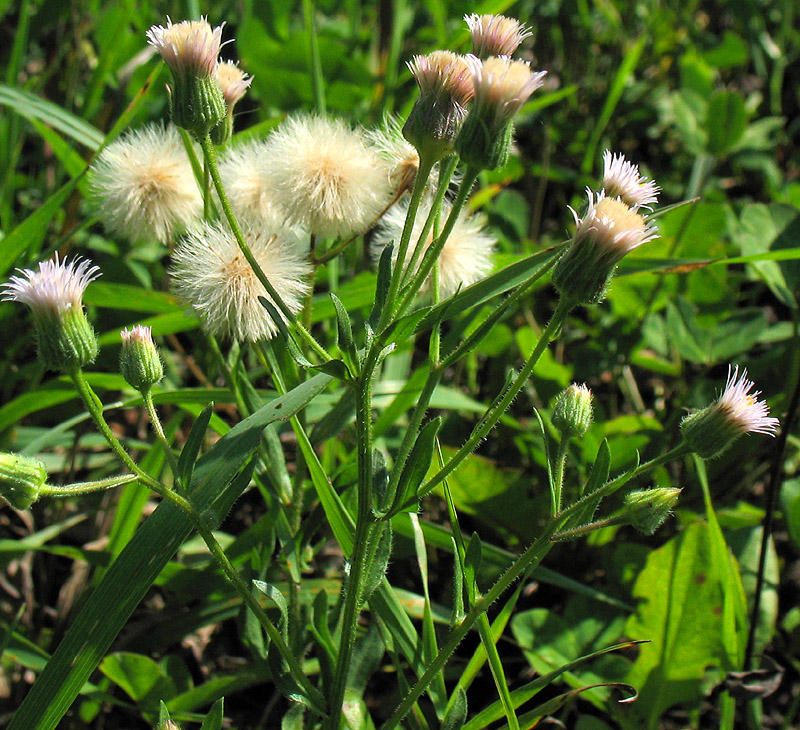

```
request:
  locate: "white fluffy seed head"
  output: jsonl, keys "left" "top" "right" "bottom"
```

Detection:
{"left": 90, "top": 123, "right": 202, "bottom": 244}
{"left": 373, "top": 199, "right": 495, "bottom": 299}
{"left": 602, "top": 150, "right": 660, "bottom": 210}
{"left": 218, "top": 139, "right": 286, "bottom": 224}
{"left": 262, "top": 115, "right": 394, "bottom": 240}
{"left": 364, "top": 115, "right": 422, "bottom": 196}
{"left": 170, "top": 221, "right": 311, "bottom": 342}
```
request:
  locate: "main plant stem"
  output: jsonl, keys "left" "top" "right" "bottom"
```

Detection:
{"left": 328, "top": 358, "right": 377, "bottom": 730}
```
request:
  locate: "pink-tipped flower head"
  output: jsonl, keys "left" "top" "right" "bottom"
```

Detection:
{"left": 2, "top": 255, "right": 100, "bottom": 370}
{"left": 211, "top": 60, "right": 253, "bottom": 144}
{"left": 403, "top": 51, "right": 475, "bottom": 162}
{"left": 146, "top": 17, "right": 223, "bottom": 79}
{"left": 120, "top": 325, "right": 163, "bottom": 392}
{"left": 681, "top": 366, "right": 779, "bottom": 459}
{"left": 551, "top": 190, "right": 659, "bottom": 305}
{"left": 465, "top": 13, "right": 533, "bottom": 58}
{"left": 146, "top": 17, "right": 227, "bottom": 136}
{"left": 455, "top": 55, "right": 546, "bottom": 170}
{"left": 602, "top": 150, "right": 660, "bottom": 210}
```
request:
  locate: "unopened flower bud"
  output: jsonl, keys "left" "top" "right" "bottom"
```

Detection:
{"left": 552, "top": 384, "right": 593, "bottom": 436}
{"left": 0, "top": 453, "right": 47, "bottom": 510}
{"left": 681, "top": 365, "right": 779, "bottom": 459}
{"left": 622, "top": 488, "right": 681, "bottom": 535}
{"left": 403, "top": 51, "right": 475, "bottom": 162}
{"left": 146, "top": 18, "right": 227, "bottom": 138}
{"left": 455, "top": 55, "right": 546, "bottom": 171}
{"left": 552, "top": 192, "right": 659, "bottom": 306}
{"left": 2, "top": 255, "right": 100, "bottom": 372}
{"left": 120, "top": 325, "right": 163, "bottom": 392}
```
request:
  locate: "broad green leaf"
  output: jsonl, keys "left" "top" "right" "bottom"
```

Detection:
{"left": 623, "top": 521, "right": 730, "bottom": 729}
{"left": 706, "top": 90, "right": 747, "bottom": 157}
{"left": 100, "top": 652, "right": 177, "bottom": 706}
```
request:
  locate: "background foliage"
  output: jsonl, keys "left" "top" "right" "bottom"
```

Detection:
{"left": 0, "top": 0, "right": 798, "bottom": 728}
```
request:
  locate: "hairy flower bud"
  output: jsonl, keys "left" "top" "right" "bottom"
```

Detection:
{"left": 403, "top": 51, "right": 474, "bottom": 162}
{"left": 455, "top": 55, "right": 546, "bottom": 171}
{"left": 552, "top": 192, "right": 659, "bottom": 305}
{"left": 147, "top": 18, "right": 227, "bottom": 138}
{"left": 2, "top": 255, "right": 100, "bottom": 371}
{"left": 120, "top": 325, "right": 164, "bottom": 392}
{"left": 211, "top": 61, "right": 252, "bottom": 145}
{"left": 552, "top": 384, "right": 593, "bottom": 436}
{"left": 622, "top": 488, "right": 681, "bottom": 535}
{"left": 681, "top": 366, "right": 779, "bottom": 459}
{"left": 0, "top": 453, "right": 47, "bottom": 510}
{"left": 465, "top": 14, "right": 533, "bottom": 58}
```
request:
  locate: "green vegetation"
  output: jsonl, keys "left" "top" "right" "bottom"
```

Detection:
{"left": 0, "top": 1, "right": 797, "bottom": 729}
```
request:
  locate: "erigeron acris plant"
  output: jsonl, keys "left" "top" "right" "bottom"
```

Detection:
{"left": 2, "top": 12, "right": 780, "bottom": 730}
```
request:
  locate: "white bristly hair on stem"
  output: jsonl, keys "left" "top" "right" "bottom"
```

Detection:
{"left": 170, "top": 220, "right": 311, "bottom": 342}
{"left": 89, "top": 124, "right": 202, "bottom": 244}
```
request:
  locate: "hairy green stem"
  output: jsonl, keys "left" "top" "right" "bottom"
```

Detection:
{"left": 382, "top": 439, "right": 691, "bottom": 730}
{"left": 142, "top": 389, "right": 182, "bottom": 487}
{"left": 40, "top": 473, "right": 139, "bottom": 497}
{"left": 400, "top": 155, "right": 458, "bottom": 291}
{"left": 394, "top": 166, "right": 479, "bottom": 320}
{"left": 419, "top": 297, "right": 573, "bottom": 499}
{"left": 328, "top": 358, "right": 378, "bottom": 730}
{"left": 378, "top": 154, "right": 436, "bottom": 331}
{"left": 551, "top": 436, "right": 570, "bottom": 517}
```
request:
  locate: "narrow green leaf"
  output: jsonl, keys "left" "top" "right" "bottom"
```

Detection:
{"left": 416, "top": 247, "right": 562, "bottom": 334}
{"left": 252, "top": 581, "right": 290, "bottom": 630}
{"left": 330, "top": 292, "right": 358, "bottom": 369}
{"left": 178, "top": 403, "right": 214, "bottom": 488}
{"left": 0, "top": 84, "right": 104, "bottom": 150}
{"left": 369, "top": 244, "right": 393, "bottom": 330}
{"left": 442, "top": 687, "right": 468, "bottom": 730}
{"left": 199, "top": 698, "right": 224, "bottom": 730}
{"left": 464, "top": 533, "right": 482, "bottom": 593}
{"left": 389, "top": 417, "right": 442, "bottom": 516}
{"left": 0, "top": 176, "right": 82, "bottom": 278}
{"left": 581, "top": 35, "right": 646, "bottom": 172}
{"left": 362, "top": 523, "right": 393, "bottom": 607}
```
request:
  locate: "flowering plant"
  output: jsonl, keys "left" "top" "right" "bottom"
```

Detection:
{"left": 0, "top": 7, "right": 792, "bottom": 730}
